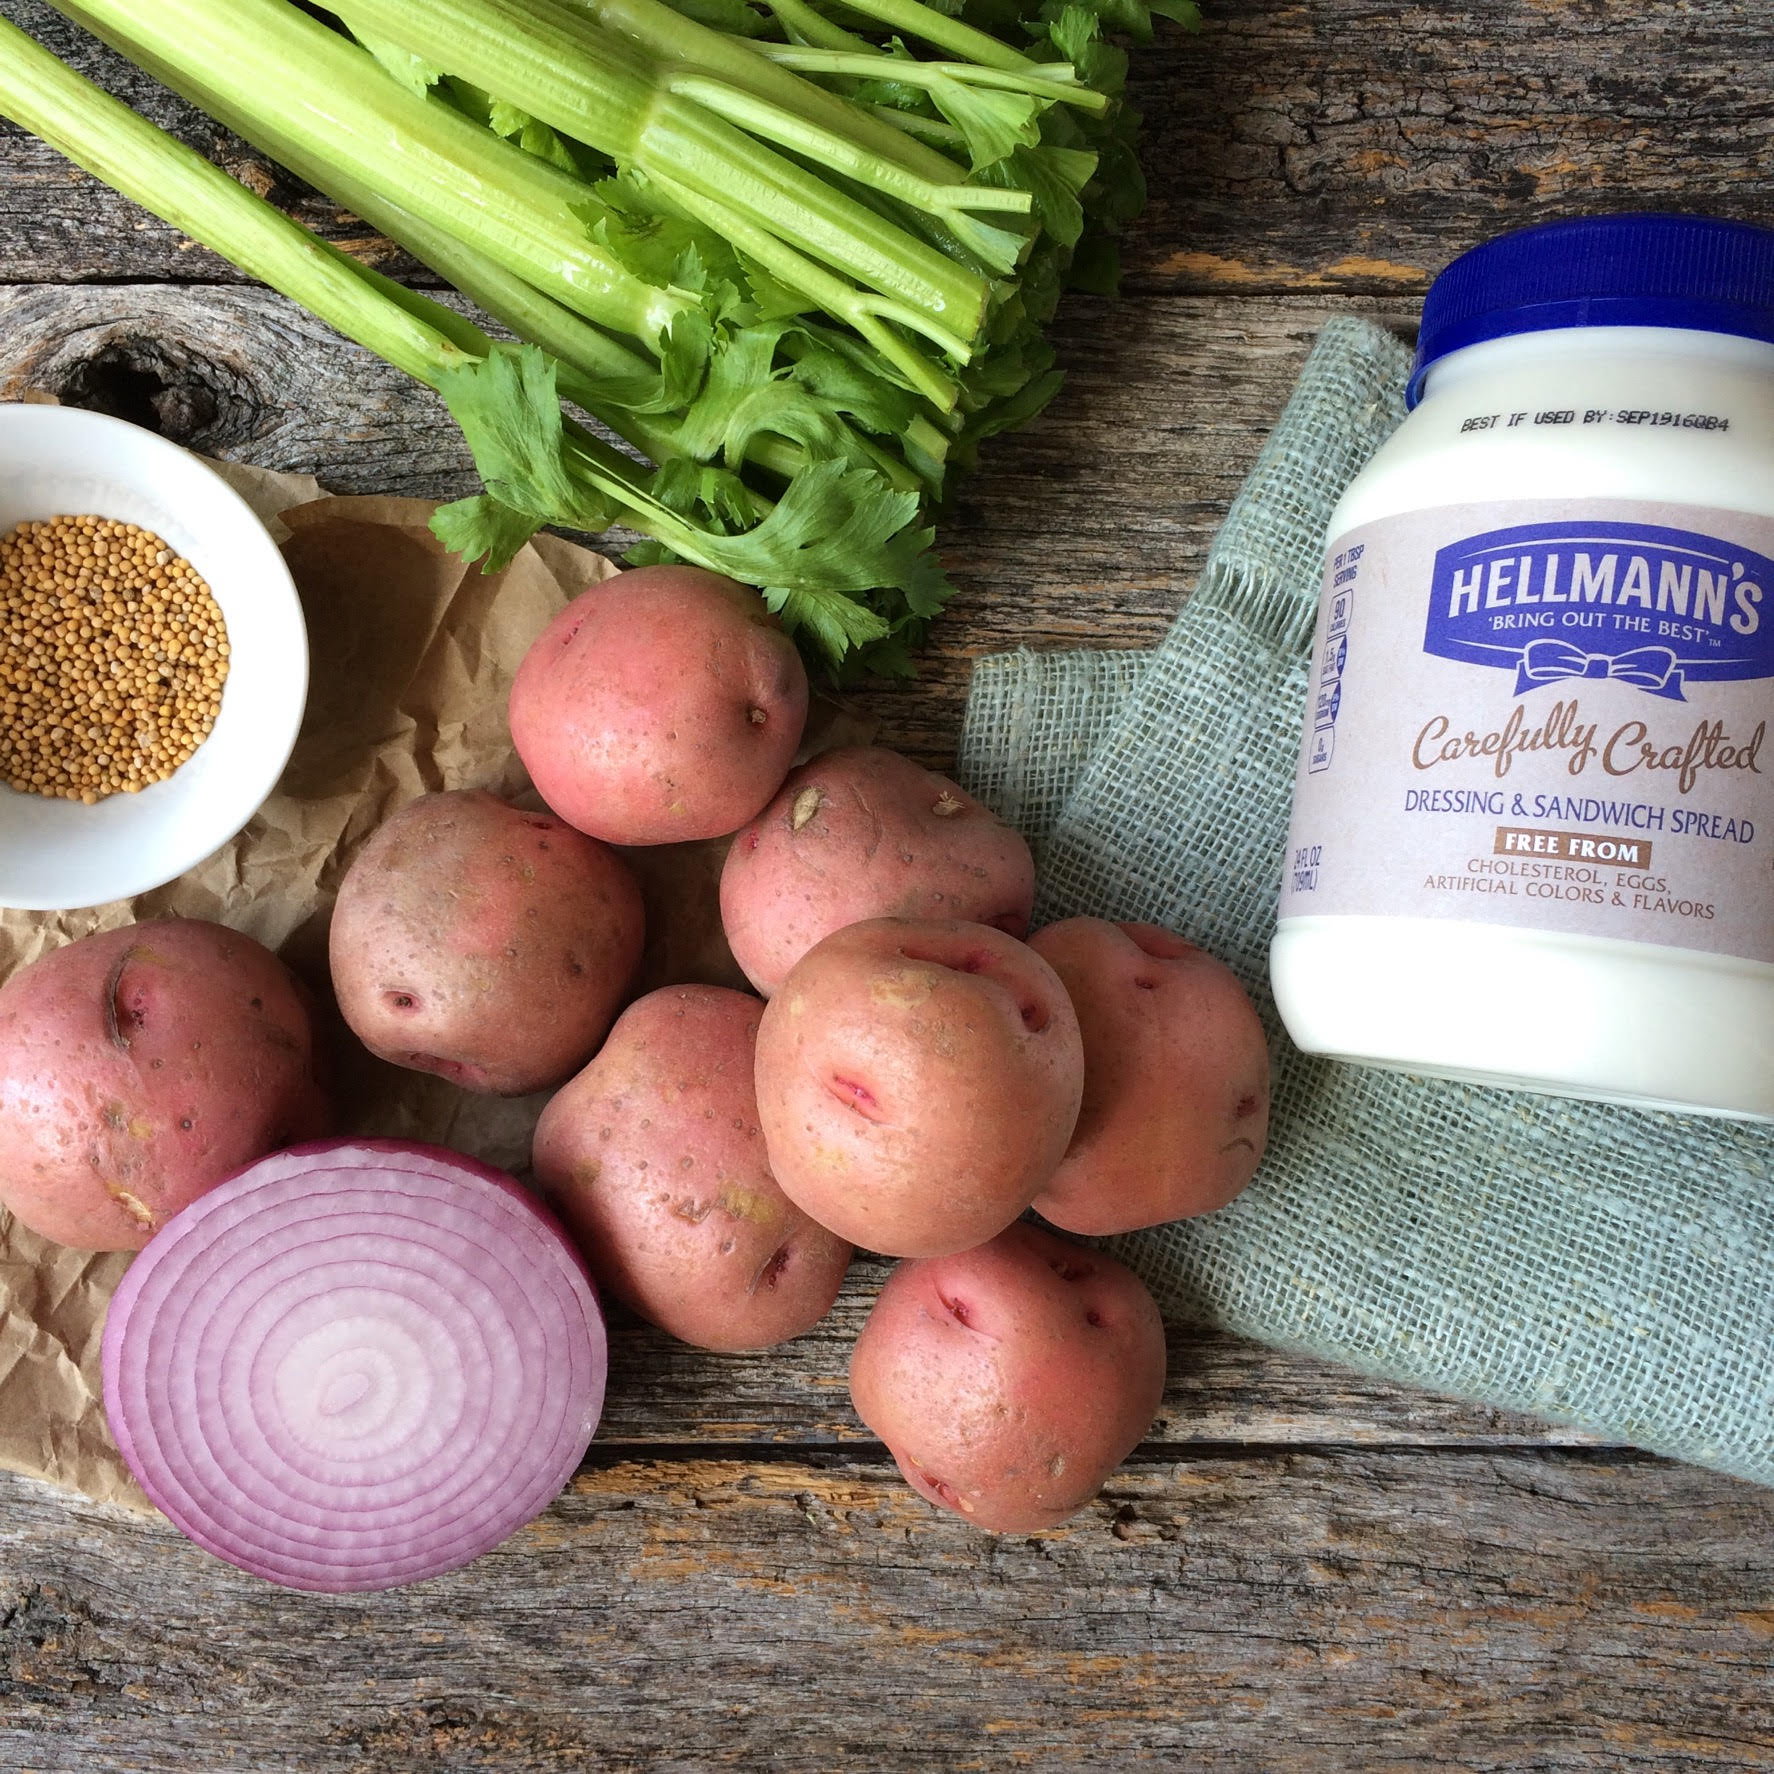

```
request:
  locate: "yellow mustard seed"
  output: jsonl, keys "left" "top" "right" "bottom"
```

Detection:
{"left": 0, "top": 515, "right": 229, "bottom": 803}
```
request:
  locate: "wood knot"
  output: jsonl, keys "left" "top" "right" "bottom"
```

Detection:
{"left": 55, "top": 333, "right": 259, "bottom": 449}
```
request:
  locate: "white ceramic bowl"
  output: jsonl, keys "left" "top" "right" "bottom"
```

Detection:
{"left": 0, "top": 404, "right": 307, "bottom": 910}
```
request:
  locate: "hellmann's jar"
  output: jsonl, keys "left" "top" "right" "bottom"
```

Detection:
{"left": 1272, "top": 213, "right": 1774, "bottom": 1118}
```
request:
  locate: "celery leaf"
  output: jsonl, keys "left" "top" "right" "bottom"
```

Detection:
{"left": 433, "top": 343, "right": 618, "bottom": 532}
{"left": 852, "top": 39, "right": 1042, "bottom": 170}
{"left": 344, "top": 22, "right": 443, "bottom": 97}
{"left": 977, "top": 144, "right": 1093, "bottom": 245}
{"left": 924, "top": 75, "right": 1043, "bottom": 169}
{"left": 429, "top": 493, "right": 544, "bottom": 571}
{"left": 783, "top": 327, "right": 925, "bottom": 436}
{"left": 666, "top": 0, "right": 773, "bottom": 33}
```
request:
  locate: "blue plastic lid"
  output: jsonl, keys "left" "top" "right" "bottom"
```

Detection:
{"left": 1408, "top": 212, "right": 1774, "bottom": 406}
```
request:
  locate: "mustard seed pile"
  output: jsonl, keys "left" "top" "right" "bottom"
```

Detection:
{"left": 0, "top": 515, "right": 229, "bottom": 802}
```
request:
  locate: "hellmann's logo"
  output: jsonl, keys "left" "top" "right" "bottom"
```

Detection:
{"left": 1424, "top": 520, "right": 1773, "bottom": 701}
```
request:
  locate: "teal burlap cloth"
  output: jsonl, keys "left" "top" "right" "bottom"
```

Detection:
{"left": 956, "top": 315, "right": 1774, "bottom": 1482}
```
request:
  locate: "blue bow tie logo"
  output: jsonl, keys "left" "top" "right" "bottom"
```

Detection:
{"left": 1512, "top": 638, "right": 1687, "bottom": 700}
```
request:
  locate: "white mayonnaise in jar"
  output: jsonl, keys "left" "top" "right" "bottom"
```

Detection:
{"left": 1271, "top": 213, "right": 1774, "bottom": 1117}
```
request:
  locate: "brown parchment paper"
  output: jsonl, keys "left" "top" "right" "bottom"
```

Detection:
{"left": 0, "top": 463, "right": 873, "bottom": 1513}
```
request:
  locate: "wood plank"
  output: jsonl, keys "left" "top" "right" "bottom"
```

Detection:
{"left": 1130, "top": 0, "right": 1774, "bottom": 297}
{"left": 0, "top": 3, "right": 1768, "bottom": 1761}
{"left": 2, "top": 0, "right": 1768, "bottom": 297}
{"left": 598, "top": 1262, "right": 1605, "bottom": 1449}
{"left": 0, "top": 283, "right": 483, "bottom": 503}
{"left": 4, "top": 1452, "right": 1773, "bottom": 1770}
{"left": 0, "top": 281, "right": 1412, "bottom": 766}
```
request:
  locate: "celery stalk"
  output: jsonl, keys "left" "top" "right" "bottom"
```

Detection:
{"left": 758, "top": 0, "right": 867, "bottom": 53}
{"left": 66, "top": 0, "right": 696, "bottom": 351}
{"left": 331, "top": 0, "right": 994, "bottom": 345}
{"left": 0, "top": 16, "right": 951, "bottom": 649}
{"left": 0, "top": 16, "right": 477, "bottom": 392}
{"left": 62, "top": 0, "right": 932, "bottom": 491}
{"left": 663, "top": 75, "right": 1034, "bottom": 220}
{"left": 752, "top": 51, "right": 1110, "bottom": 113}
{"left": 821, "top": 0, "right": 1039, "bottom": 73}
{"left": 869, "top": 108, "right": 969, "bottom": 150}
{"left": 557, "top": 0, "right": 976, "bottom": 188}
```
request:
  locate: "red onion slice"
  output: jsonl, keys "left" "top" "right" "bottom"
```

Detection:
{"left": 102, "top": 1139, "right": 606, "bottom": 1593}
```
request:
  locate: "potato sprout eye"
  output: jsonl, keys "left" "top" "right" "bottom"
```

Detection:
{"left": 753, "top": 1245, "right": 792, "bottom": 1291}
{"left": 827, "top": 1074, "right": 883, "bottom": 1119}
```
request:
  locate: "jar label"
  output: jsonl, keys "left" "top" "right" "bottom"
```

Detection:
{"left": 1280, "top": 498, "right": 1774, "bottom": 964}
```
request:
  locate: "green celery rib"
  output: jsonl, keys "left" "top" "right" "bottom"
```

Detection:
{"left": 60, "top": 0, "right": 696, "bottom": 353}
{"left": 647, "top": 170, "right": 964, "bottom": 411}
{"left": 869, "top": 107, "right": 968, "bottom": 150}
{"left": 664, "top": 75, "right": 1032, "bottom": 220}
{"left": 754, "top": 51, "right": 1110, "bottom": 114}
{"left": 53, "top": 1, "right": 719, "bottom": 461}
{"left": 0, "top": 15, "right": 478, "bottom": 392}
{"left": 65, "top": 0, "right": 931, "bottom": 490}
{"left": 0, "top": 20, "right": 788, "bottom": 569}
{"left": 552, "top": 0, "right": 970, "bottom": 188}
{"left": 757, "top": 0, "right": 865, "bottom": 52}
{"left": 335, "top": 0, "right": 992, "bottom": 347}
{"left": 821, "top": 0, "right": 1038, "bottom": 73}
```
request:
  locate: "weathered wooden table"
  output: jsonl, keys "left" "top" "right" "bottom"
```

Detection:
{"left": 5, "top": 3, "right": 1774, "bottom": 1767}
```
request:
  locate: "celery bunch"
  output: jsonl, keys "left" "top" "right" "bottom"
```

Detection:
{"left": 0, "top": 0, "right": 1194, "bottom": 675}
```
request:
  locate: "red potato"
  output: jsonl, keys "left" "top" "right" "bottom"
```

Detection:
{"left": 509, "top": 564, "right": 809, "bottom": 846}
{"left": 0, "top": 919, "right": 331, "bottom": 1251}
{"left": 329, "top": 790, "right": 645, "bottom": 1097}
{"left": 850, "top": 1221, "right": 1167, "bottom": 1531}
{"left": 533, "top": 985, "right": 852, "bottom": 1350}
{"left": 1029, "top": 919, "right": 1270, "bottom": 1236}
{"left": 720, "top": 746, "right": 1036, "bottom": 997}
{"left": 754, "top": 918, "right": 1083, "bottom": 1259}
